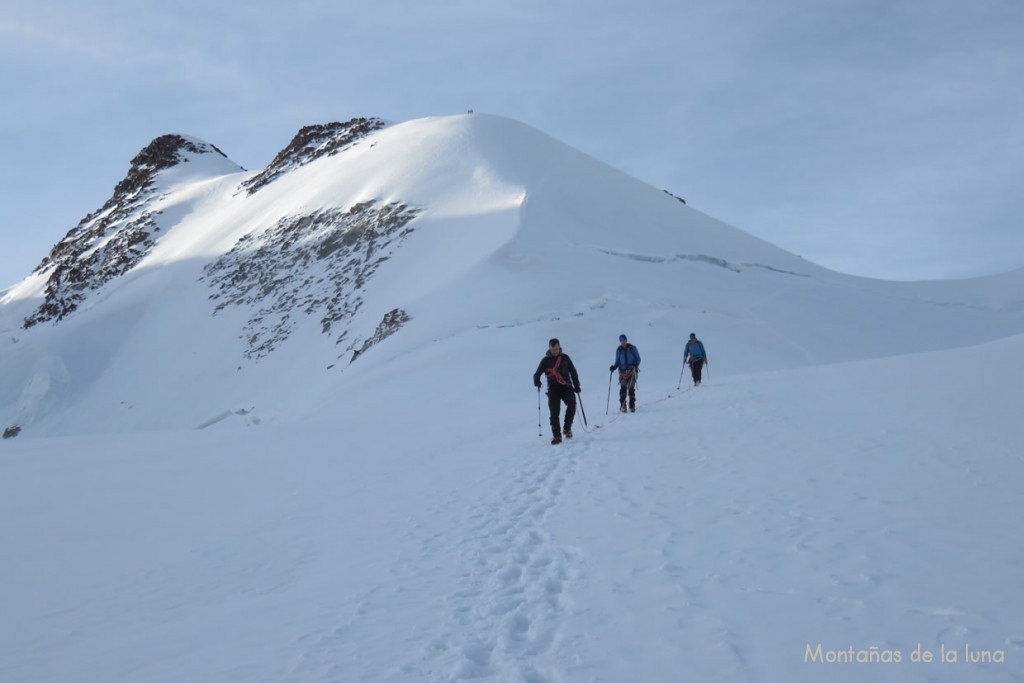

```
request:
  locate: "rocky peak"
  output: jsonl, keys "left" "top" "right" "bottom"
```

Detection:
{"left": 23, "top": 135, "right": 238, "bottom": 328}
{"left": 113, "top": 135, "right": 234, "bottom": 201}
{"left": 241, "top": 117, "right": 386, "bottom": 194}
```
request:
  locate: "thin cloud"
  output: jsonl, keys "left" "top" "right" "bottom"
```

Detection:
{"left": 0, "top": 20, "right": 116, "bottom": 61}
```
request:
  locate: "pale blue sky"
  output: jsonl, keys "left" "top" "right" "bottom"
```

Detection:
{"left": 2, "top": 0, "right": 1022, "bottom": 286}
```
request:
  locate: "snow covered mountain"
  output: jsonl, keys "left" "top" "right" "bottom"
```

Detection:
{"left": 2, "top": 114, "right": 1022, "bottom": 683}
{"left": 2, "top": 113, "right": 1022, "bottom": 437}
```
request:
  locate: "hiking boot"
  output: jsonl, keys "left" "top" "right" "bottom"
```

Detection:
{"left": 619, "top": 403, "right": 627, "bottom": 413}
{"left": 563, "top": 427, "right": 573, "bottom": 439}
{"left": 551, "top": 434, "right": 562, "bottom": 445}
{"left": 629, "top": 404, "right": 636, "bottom": 413}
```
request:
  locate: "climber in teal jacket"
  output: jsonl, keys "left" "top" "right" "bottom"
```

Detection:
{"left": 610, "top": 334, "right": 641, "bottom": 412}
{"left": 683, "top": 333, "right": 708, "bottom": 386}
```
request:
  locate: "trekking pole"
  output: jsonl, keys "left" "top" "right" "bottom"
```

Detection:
{"left": 537, "top": 387, "right": 543, "bottom": 436}
{"left": 605, "top": 370, "right": 613, "bottom": 415}
{"left": 576, "top": 389, "right": 588, "bottom": 427}
{"left": 627, "top": 369, "right": 638, "bottom": 410}
{"left": 677, "top": 361, "right": 687, "bottom": 390}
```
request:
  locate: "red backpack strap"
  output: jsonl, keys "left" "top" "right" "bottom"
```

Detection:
{"left": 545, "top": 354, "right": 566, "bottom": 384}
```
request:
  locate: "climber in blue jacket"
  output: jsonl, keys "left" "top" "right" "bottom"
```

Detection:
{"left": 609, "top": 334, "right": 641, "bottom": 412}
{"left": 683, "top": 333, "right": 708, "bottom": 386}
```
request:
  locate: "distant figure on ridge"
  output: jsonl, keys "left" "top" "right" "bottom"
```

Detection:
{"left": 609, "top": 334, "right": 641, "bottom": 412}
{"left": 533, "top": 338, "right": 582, "bottom": 444}
{"left": 683, "top": 333, "right": 708, "bottom": 386}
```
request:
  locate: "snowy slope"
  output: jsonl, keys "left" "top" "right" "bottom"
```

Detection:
{"left": 1, "top": 333, "right": 1021, "bottom": 683}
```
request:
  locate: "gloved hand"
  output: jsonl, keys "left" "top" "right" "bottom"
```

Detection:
{"left": 609, "top": 365, "right": 616, "bottom": 372}
{"left": 574, "top": 386, "right": 582, "bottom": 393}
{"left": 534, "top": 380, "right": 542, "bottom": 388}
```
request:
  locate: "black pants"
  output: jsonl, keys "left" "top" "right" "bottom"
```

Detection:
{"left": 548, "top": 384, "right": 576, "bottom": 435}
{"left": 618, "top": 370, "right": 637, "bottom": 408}
{"left": 690, "top": 358, "right": 704, "bottom": 384}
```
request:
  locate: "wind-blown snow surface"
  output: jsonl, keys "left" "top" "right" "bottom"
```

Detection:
{"left": 1, "top": 113, "right": 1023, "bottom": 681}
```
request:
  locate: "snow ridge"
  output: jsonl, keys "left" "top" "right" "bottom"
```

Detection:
{"left": 2, "top": 112, "right": 1023, "bottom": 439}
{"left": 240, "top": 118, "right": 386, "bottom": 195}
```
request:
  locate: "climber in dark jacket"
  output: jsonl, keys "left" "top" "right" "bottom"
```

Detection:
{"left": 533, "top": 338, "right": 581, "bottom": 444}
{"left": 609, "top": 334, "right": 641, "bottom": 412}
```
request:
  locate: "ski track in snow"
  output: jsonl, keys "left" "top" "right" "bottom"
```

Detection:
{"left": 421, "top": 440, "right": 584, "bottom": 682}
{"left": 275, "top": 436, "right": 586, "bottom": 683}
